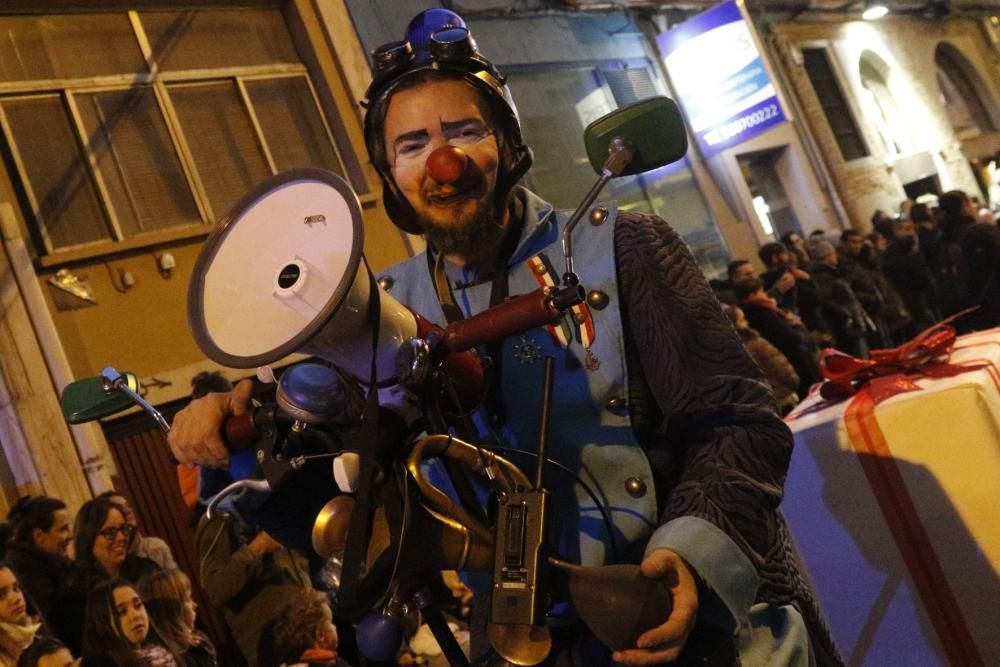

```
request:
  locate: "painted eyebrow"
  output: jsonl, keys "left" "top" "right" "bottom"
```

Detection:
{"left": 392, "top": 117, "right": 485, "bottom": 149}
{"left": 441, "top": 118, "right": 486, "bottom": 134}
{"left": 392, "top": 129, "right": 429, "bottom": 151}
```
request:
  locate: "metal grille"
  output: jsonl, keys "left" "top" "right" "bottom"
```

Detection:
{"left": 603, "top": 67, "right": 658, "bottom": 107}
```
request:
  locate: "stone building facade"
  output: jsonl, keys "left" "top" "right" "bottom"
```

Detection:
{"left": 768, "top": 13, "right": 1000, "bottom": 229}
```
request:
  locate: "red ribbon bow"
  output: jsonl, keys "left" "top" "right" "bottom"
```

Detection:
{"left": 818, "top": 308, "right": 984, "bottom": 405}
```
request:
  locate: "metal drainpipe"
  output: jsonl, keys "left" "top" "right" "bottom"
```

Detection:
{"left": 0, "top": 203, "right": 114, "bottom": 496}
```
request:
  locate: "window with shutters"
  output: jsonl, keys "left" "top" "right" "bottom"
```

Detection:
{"left": 0, "top": 8, "right": 360, "bottom": 263}
{"left": 800, "top": 47, "right": 869, "bottom": 162}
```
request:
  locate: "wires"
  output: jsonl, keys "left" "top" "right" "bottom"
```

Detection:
{"left": 478, "top": 444, "right": 619, "bottom": 564}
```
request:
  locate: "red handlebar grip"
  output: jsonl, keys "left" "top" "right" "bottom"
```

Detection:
{"left": 443, "top": 289, "right": 558, "bottom": 353}
{"left": 223, "top": 411, "right": 258, "bottom": 452}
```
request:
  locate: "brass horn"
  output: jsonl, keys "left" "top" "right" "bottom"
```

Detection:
{"left": 406, "top": 434, "right": 531, "bottom": 571}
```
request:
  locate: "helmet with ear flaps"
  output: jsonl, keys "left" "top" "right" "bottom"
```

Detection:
{"left": 362, "top": 9, "right": 533, "bottom": 235}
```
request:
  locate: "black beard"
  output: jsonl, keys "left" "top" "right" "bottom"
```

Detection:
{"left": 419, "top": 197, "right": 505, "bottom": 265}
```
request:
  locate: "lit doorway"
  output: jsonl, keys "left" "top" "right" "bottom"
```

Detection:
{"left": 737, "top": 148, "right": 802, "bottom": 241}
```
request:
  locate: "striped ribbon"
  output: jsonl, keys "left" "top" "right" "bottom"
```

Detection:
{"left": 526, "top": 253, "right": 596, "bottom": 349}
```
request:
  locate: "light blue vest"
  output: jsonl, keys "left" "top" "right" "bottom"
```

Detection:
{"left": 379, "top": 190, "right": 657, "bottom": 566}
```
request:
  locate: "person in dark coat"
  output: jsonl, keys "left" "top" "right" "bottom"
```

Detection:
{"left": 761, "top": 241, "right": 833, "bottom": 345}
{"left": 909, "top": 203, "right": 941, "bottom": 269}
{"left": 724, "top": 305, "right": 801, "bottom": 414}
{"left": 936, "top": 189, "right": 1000, "bottom": 331}
{"left": 2, "top": 497, "right": 77, "bottom": 632}
{"left": 195, "top": 513, "right": 310, "bottom": 667}
{"left": 838, "top": 230, "right": 892, "bottom": 347}
{"left": 733, "top": 277, "right": 821, "bottom": 397}
{"left": 880, "top": 218, "right": 941, "bottom": 332}
{"left": 808, "top": 240, "right": 874, "bottom": 359}
{"left": 758, "top": 242, "right": 799, "bottom": 314}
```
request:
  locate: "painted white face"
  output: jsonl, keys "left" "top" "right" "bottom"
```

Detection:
{"left": 384, "top": 79, "right": 503, "bottom": 256}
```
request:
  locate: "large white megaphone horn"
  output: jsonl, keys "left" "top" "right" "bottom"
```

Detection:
{"left": 188, "top": 168, "right": 415, "bottom": 383}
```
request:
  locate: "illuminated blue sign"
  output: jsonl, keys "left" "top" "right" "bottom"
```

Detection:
{"left": 657, "top": 0, "right": 786, "bottom": 157}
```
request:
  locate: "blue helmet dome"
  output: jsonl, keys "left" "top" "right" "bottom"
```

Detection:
{"left": 404, "top": 8, "right": 467, "bottom": 54}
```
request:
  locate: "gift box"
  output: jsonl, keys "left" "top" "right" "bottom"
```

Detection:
{"left": 784, "top": 328, "right": 1000, "bottom": 666}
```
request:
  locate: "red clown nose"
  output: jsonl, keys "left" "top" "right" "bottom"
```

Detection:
{"left": 425, "top": 145, "right": 469, "bottom": 184}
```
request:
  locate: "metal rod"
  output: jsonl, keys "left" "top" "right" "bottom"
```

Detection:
{"left": 413, "top": 589, "right": 471, "bottom": 667}
{"left": 101, "top": 367, "right": 171, "bottom": 433}
{"left": 560, "top": 172, "right": 611, "bottom": 280}
{"left": 535, "top": 356, "right": 555, "bottom": 490}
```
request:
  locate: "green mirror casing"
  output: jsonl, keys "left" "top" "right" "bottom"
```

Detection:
{"left": 61, "top": 372, "right": 140, "bottom": 424}
{"left": 583, "top": 96, "right": 688, "bottom": 176}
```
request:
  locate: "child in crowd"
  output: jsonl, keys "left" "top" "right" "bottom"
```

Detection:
{"left": 268, "top": 591, "right": 347, "bottom": 667}
{"left": 137, "top": 570, "right": 216, "bottom": 667}
{"left": 724, "top": 305, "right": 801, "bottom": 414}
{"left": 80, "top": 578, "right": 175, "bottom": 667}
{"left": 15, "top": 637, "right": 76, "bottom": 667}
{"left": 0, "top": 566, "right": 41, "bottom": 666}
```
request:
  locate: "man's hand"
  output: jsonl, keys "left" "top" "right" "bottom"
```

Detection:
{"left": 167, "top": 379, "right": 254, "bottom": 467}
{"left": 775, "top": 271, "right": 796, "bottom": 293}
{"left": 612, "top": 549, "right": 698, "bottom": 665}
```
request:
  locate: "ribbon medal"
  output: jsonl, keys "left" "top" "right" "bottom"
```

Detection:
{"left": 526, "top": 253, "right": 598, "bottom": 369}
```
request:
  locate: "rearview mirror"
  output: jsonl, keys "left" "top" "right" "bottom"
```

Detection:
{"left": 61, "top": 371, "right": 140, "bottom": 424}
{"left": 583, "top": 96, "right": 688, "bottom": 176}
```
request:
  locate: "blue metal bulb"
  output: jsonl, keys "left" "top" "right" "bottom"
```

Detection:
{"left": 356, "top": 613, "right": 403, "bottom": 662}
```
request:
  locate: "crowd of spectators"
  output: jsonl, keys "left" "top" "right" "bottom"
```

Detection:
{"left": 0, "top": 369, "right": 464, "bottom": 666}
{"left": 713, "top": 189, "right": 1000, "bottom": 413}
{"left": 0, "top": 487, "right": 362, "bottom": 667}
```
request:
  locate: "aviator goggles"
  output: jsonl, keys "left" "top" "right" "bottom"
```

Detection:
{"left": 364, "top": 26, "right": 507, "bottom": 107}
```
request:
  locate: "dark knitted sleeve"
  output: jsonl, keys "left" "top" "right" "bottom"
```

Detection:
{"left": 614, "top": 210, "right": 793, "bottom": 563}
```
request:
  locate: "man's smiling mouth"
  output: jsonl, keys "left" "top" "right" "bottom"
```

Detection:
{"left": 427, "top": 182, "right": 484, "bottom": 207}
{"left": 428, "top": 191, "right": 468, "bottom": 206}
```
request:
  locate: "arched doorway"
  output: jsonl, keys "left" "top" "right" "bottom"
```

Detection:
{"left": 934, "top": 42, "right": 1000, "bottom": 207}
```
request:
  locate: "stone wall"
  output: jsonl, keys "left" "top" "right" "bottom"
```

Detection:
{"left": 770, "top": 15, "right": 1000, "bottom": 231}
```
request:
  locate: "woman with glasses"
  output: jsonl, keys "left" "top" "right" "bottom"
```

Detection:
{"left": 97, "top": 492, "right": 176, "bottom": 572}
{"left": 51, "top": 498, "right": 162, "bottom": 655}
{"left": 74, "top": 498, "right": 161, "bottom": 583}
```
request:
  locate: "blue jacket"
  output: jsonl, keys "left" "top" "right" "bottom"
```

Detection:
{"left": 379, "top": 188, "right": 840, "bottom": 665}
